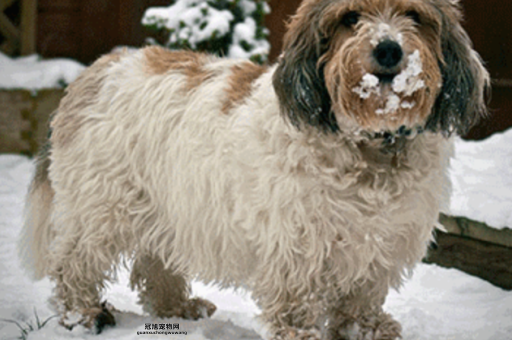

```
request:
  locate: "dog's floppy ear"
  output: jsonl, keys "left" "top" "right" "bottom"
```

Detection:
{"left": 272, "top": 4, "right": 338, "bottom": 133}
{"left": 426, "top": 1, "right": 490, "bottom": 136}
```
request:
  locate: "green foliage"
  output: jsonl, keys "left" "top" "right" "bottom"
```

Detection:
{"left": 0, "top": 308, "right": 57, "bottom": 340}
{"left": 142, "top": 0, "right": 270, "bottom": 63}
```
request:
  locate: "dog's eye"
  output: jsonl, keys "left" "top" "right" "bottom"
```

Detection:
{"left": 341, "top": 11, "right": 360, "bottom": 27}
{"left": 405, "top": 10, "right": 421, "bottom": 24}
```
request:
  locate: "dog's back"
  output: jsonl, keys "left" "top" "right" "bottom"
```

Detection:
{"left": 18, "top": 46, "right": 271, "bottom": 282}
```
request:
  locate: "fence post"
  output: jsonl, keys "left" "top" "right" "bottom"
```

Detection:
{"left": 0, "top": 0, "right": 19, "bottom": 54}
{"left": 20, "top": 0, "right": 37, "bottom": 55}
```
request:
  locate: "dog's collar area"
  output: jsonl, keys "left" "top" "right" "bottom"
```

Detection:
{"left": 373, "top": 125, "right": 424, "bottom": 143}
{"left": 362, "top": 125, "right": 425, "bottom": 156}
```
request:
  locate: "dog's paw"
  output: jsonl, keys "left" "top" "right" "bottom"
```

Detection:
{"left": 180, "top": 297, "right": 217, "bottom": 320}
{"left": 59, "top": 301, "right": 117, "bottom": 334}
{"left": 335, "top": 312, "right": 401, "bottom": 340}
{"left": 91, "top": 302, "right": 117, "bottom": 334}
{"left": 372, "top": 315, "right": 401, "bottom": 340}
{"left": 272, "top": 327, "right": 322, "bottom": 340}
{"left": 148, "top": 297, "right": 216, "bottom": 320}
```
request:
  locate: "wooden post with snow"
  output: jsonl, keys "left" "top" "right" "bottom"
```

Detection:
{"left": 425, "top": 214, "right": 512, "bottom": 291}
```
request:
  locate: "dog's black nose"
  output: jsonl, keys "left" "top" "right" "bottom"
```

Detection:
{"left": 373, "top": 40, "right": 403, "bottom": 68}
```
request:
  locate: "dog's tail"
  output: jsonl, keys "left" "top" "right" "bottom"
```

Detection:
{"left": 18, "top": 143, "right": 55, "bottom": 280}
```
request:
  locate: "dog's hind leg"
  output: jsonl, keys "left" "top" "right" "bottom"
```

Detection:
{"left": 130, "top": 254, "right": 216, "bottom": 320}
{"left": 47, "top": 232, "right": 120, "bottom": 334}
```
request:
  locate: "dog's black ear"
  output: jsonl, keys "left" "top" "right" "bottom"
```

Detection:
{"left": 426, "top": 1, "right": 489, "bottom": 136}
{"left": 272, "top": 5, "right": 338, "bottom": 133}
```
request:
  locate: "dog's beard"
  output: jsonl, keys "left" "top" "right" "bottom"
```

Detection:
{"left": 330, "top": 52, "right": 435, "bottom": 135}
{"left": 324, "top": 24, "right": 442, "bottom": 137}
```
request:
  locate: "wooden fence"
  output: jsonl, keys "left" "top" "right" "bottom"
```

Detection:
{"left": 0, "top": 89, "right": 62, "bottom": 155}
{"left": 0, "top": 0, "right": 36, "bottom": 55}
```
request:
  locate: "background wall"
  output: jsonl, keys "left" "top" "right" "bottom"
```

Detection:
{"left": 37, "top": 0, "right": 169, "bottom": 63}
{"left": 461, "top": 0, "right": 512, "bottom": 139}
{"left": 8, "top": 0, "right": 512, "bottom": 140}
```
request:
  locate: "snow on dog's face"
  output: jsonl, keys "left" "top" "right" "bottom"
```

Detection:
{"left": 273, "top": 0, "right": 489, "bottom": 136}
{"left": 325, "top": 7, "right": 442, "bottom": 133}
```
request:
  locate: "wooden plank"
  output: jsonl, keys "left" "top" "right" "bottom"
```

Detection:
{"left": 37, "top": 11, "right": 80, "bottom": 59}
{"left": 0, "top": 12, "right": 20, "bottom": 41}
{"left": 465, "top": 86, "right": 512, "bottom": 140}
{"left": 29, "top": 89, "right": 64, "bottom": 153}
{"left": 0, "top": 39, "right": 16, "bottom": 54}
{"left": 78, "top": 0, "right": 118, "bottom": 63}
{"left": 0, "top": 89, "right": 64, "bottom": 155}
{"left": 0, "top": 91, "right": 34, "bottom": 155}
{"left": 463, "top": 0, "right": 512, "bottom": 81}
{"left": 38, "top": 0, "right": 80, "bottom": 11}
{"left": 424, "top": 230, "right": 512, "bottom": 291}
{"left": 439, "top": 213, "right": 512, "bottom": 248}
{"left": 0, "top": 0, "right": 17, "bottom": 11}
{"left": 117, "top": 0, "right": 176, "bottom": 48}
{"left": 117, "top": 0, "right": 142, "bottom": 46}
{"left": 20, "top": 0, "right": 37, "bottom": 55}
{"left": 265, "top": 0, "right": 301, "bottom": 62}
{"left": 461, "top": 0, "right": 512, "bottom": 140}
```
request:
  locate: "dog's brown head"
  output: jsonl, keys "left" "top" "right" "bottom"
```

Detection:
{"left": 273, "top": 0, "right": 489, "bottom": 136}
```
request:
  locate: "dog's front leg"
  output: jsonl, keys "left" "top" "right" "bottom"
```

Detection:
{"left": 130, "top": 254, "right": 216, "bottom": 320}
{"left": 252, "top": 269, "right": 324, "bottom": 340}
{"left": 325, "top": 281, "right": 402, "bottom": 340}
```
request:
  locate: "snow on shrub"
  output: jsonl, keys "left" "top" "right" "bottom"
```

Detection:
{"left": 142, "top": 0, "right": 270, "bottom": 64}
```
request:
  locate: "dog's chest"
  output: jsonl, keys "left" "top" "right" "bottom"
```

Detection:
{"left": 292, "top": 142, "right": 442, "bottom": 267}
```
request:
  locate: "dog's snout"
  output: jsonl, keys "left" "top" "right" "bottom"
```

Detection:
{"left": 373, "top": 40, "right": 403, "bottom": 68}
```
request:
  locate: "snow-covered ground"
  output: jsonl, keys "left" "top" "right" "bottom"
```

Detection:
{"left": 450, "top": 131, "right": 512, "bottom": 229}
{"left": 0, "top": 49, "right": 511, "bottom": 340}
{"left": 1, "top": 138, "right": 511, "bottom": 339}
{"left": 0, "top": 52, "right": 85, "bottom": 90}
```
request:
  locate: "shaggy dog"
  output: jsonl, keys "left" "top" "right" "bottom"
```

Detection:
{"left": 19, "top": 0, "right": 488, "bottom": 339}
